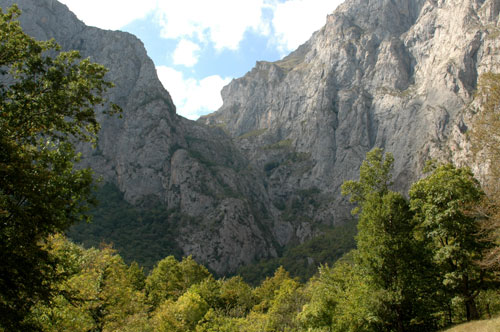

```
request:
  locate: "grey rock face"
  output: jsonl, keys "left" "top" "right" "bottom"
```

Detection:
{"left": 201, "top": 0, "right": 500, "bottom": 228}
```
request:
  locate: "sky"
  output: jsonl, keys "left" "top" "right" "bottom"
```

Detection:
{"left": 58, "top": 0, "right": 344, "bottom": 120}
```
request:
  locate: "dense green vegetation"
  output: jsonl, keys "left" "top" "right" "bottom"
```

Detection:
{"left": 67, "top": 182, "right": 185, "bottom": 271}
{"left": 236, "top": 222, "right": 356, "bottom": 284}
{"left": 0, "top": 5, "right": 119, "bottom": 331}
{"left": 1, "top": 5, "right": 500, "bottom": 332}
{"left": 19, "top": 226, "right": 500, "bottom": 332}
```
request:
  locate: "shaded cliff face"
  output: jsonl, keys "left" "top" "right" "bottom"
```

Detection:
{"left": 201, "top": 0, "right": 500, "bottom": 230}
{"left": 1, "top": 0, "right": 279, "bottom": 275}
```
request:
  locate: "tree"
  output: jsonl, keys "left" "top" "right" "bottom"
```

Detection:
{"left": 470, "top": 72, "right": 500, "bottom": 273}
{"left": 342, "top": 149, "right": 438, "bottom": 332}
{"left": 145, "top": 255, "right": 211, "bottom": 308}
{"left": 265, "top": 278, "right": 306, "bottom": 331}
{"left": 0, "top": 5, "right": 119, "bottom": 331}
{"left": 252, "top": 266, "right": 292, "bottom": 314}
{"left": 409, "top": 164, "right": 489, "bottom": 321}
{"left": 341, "top": 148, "right": 394, "bottom": 213}
{"left": 298, "top": 260, "right": 349, "bottom": 331}
{"left": 218, "top": 276, "right": 255, "bottom": 318}
{"left": 319, "top": 254, "right": 380, "bottom": 332}
{"left": 152, "top": 290, "right": 209, "bottom": 332}
{"left": 28, "top": 236, "right": 152, "bottom": 332}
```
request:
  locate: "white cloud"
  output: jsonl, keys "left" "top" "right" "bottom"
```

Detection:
{"left": 271, "top": 0, "right": 343, "bottom": 52}
{"left": 59, "top": 0, "right": 343, "bottom": 55}
{"left": 155, "top": 0, "right": 270, "bottom": 50}
{"left": 156, "top": 66, "right": 231, "bottom": 120}
{"left": 173, "top": 40, "right": 201, "bottom": 67}
{"left": 59, "top": 0, "right": 156, "bottom": 30}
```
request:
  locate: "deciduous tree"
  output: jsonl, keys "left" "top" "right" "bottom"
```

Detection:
{"left": 342, "top": 149, "right": 438, "bottom": 331}
{"left": 145, "top": 255, "right": 211, "bottom": 308}
{"left": 0, "top": 5, "right": 119, "bottom": 331}
{"left": 410, "top": 164, "right": 489, "bottom": 321}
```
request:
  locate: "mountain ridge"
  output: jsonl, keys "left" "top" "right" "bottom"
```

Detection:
{"left": 200, "top": 0, "right": 500, "bottom": 225}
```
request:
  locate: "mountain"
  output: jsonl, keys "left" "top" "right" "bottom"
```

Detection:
{"left": 200, "top": 0, "right": 500, "bottom": 225}
{"left": 0, "top": 0, "right": 281, "bottom": 275}
{"left": 3, "top": 0, "right": 499, "bottom": 275}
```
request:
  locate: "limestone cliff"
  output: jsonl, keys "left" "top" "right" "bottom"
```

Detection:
{"left": 201, "top": 0, "right": 500, "bottom": 235}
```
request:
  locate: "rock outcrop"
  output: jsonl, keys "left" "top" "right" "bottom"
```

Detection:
{"left": 201, "top": 0, "right": 500, "bottom": 230}
{"left": 4, "top": 0, "right": 500, "bottom": 274}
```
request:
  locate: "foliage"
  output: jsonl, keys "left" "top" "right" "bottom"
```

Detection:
{"left": 263, "top": 139, "right": 293, "bottom": 150}
{"left": 2, "top": 3, "right": 500, "bottom": 332}
{"left": 152, "top": 290, "right": 209, "bottom": 332}
{"left": 265, "top": 278, "right": 306, "bottom": 331}
{"left": 252, "top": 266, "right": 294, "bottom": 313}
{"left": 356, "top": 191, "right": 439, "bottom": 331}
{"left": 237, "top": 222, "right": 357, "bottom": 284}
{"left": 341, "top": 148, "right": 394, "bottom": 213}
{"left": 0, "top": 5, "right": 119, "bottom": 331}
{"left": 470, "top": 72, "right": 500, "bottom": 273}
{"left": 67, "top": 182, "right": 184, "bottom": 270}
{"left": 341, "top": 148, "right": 439, "bottom": 332}
{"left": 69, "top": 183, "right": 353, "bottom": 284}
{"left": 196, "top": 309, "right": 245, "bottom": 332}
{"left": 145, "top": 255, "right": 211, "bottom": 308}
{"left": 410, "top": 164, "right": 492, "bottom": 321}
{"left": 218, "top": 276, "right": 256, "bottom": 317}
{"left": 14, "top": 226, "right": 500, "bottom": 332}
{"left": 325, "top": 255, "right": 381, "bottom": 332}
{"left": 27, "top": 235, "right": 151, "bottom": 332}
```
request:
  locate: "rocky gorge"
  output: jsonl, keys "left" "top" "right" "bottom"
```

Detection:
{"left": 3, "top": 0, "right": 500, "bottom": 275}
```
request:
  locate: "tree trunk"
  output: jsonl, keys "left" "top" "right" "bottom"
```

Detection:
{"left": 465, "top": 298, "right": 479, "bottom": 321}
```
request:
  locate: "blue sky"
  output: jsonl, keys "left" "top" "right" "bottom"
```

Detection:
{"left": 59, "top": 0, "right": 344, "bottom": 119}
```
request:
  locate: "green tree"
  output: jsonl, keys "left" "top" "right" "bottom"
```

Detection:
{"left": 218, "top": 276, "right": 255, "bottom": 318}
{"left": 195, "top": 309, "right": 244, "bottom": 332}
{"left": 152, "top": 290, "right": 209, "bottom": 332}
{"left": 0, "top": 5, "right": 119, "bottom": 331}
{"left": 265, "top": 278, "right": 306, "bottom": 331}
{"left": 27, "top": 236, "right": 151, "bottom": 332}
{"left": 252, "top": 266, "right": 293, "bottom": 313}
{"left": 410, "top": 163, "right": 490, "bottom": 321}
{"left": 322, "top": 254, "right": 380, "bottom": 332}
{"left": 342, "top": 149, "right": 438, "bottom": 332}
{"left": 145, "top": 255, "right": 211, "bottom": 308}
{"left": 341, "top": 148, "right": 394, "bottom": 213}
{"left": 298, "top": 264, "right": 340, "bottom": 331}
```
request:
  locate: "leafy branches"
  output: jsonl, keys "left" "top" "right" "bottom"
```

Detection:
{"left": 0, "top": 5, "right": 119, "bottom": 331}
